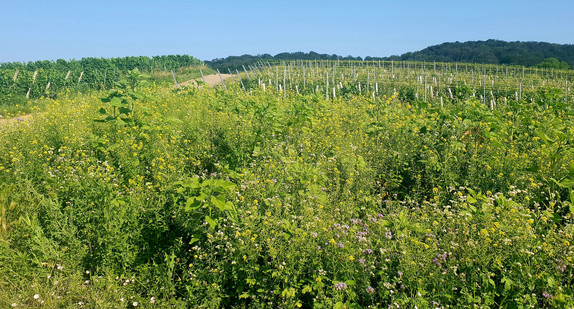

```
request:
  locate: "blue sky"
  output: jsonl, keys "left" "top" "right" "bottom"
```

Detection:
{"left": 1, "top": 0, "right": 572, "bottom": 62}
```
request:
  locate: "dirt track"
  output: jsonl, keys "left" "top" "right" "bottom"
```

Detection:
{"left": 178, "top": 73, "right": 233, "bottom": 88}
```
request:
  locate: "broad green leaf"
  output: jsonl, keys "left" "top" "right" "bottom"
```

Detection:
{"left": 334, "top": 302, "right": 345, "bottom": 309}
{"left": 211, "top": 196, "right": 226, "bottom": 211}
{"left": 185, "top": 197, "right": 201, "bottom": 211}
{"left": 220, "top": 180, "right": 236, "bottom": 189}
{"left": 547, "top": 276, "right": 556, "bottom": 288}
{"left": 502, "top": 277, "right": 513, "bottom": 291}
{"left": 205, "top": 215, "right": 217, "bottom": 230}
{"left": 225, "top": 201, "right": 235, "bottom": 211}
{"left": 110, "top": 97, "right": 123, "bottom": 107}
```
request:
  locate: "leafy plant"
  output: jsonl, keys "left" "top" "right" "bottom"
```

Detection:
{"left": 97, "top": 68, "right": 150, "bottom": 126}
{"left": 174, "top": 177, "right": 237, "bottom": 237}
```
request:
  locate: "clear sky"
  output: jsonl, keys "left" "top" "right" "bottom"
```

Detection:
{"left": 1, "top": 0, "right": 572, "bottom": 62}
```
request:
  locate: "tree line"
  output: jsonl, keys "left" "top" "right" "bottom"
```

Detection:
{"left": 206, "top": 40, "right": 573, "bottom": 71}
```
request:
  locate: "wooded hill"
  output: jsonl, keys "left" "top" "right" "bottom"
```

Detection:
{"left": 386, "top": 40, "right": 573, "bottom": 68}
{"left": 206, "top": 40, "right": 573, "bottom": 70}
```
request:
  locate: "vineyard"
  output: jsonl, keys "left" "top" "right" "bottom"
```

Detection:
{"left": 0, "top": 59, "right": 573, "bottom": 308}
{"left": 0, "top": 55, "right": 203, "bottom": 102}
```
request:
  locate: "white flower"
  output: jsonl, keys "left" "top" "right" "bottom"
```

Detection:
{"left": 11, "top": 303, "right": 17, "bottom": 307}
{"left": 33, "top": 294, "right": 40, "bottom": 299}
{"left": 150, "top": 297, "right": 156, "bottom": 304}
{"left": 133, "top": 301, "right": 138, "bottom": 307}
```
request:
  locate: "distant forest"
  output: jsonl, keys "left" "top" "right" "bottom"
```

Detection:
{"left": 206, "top": 40, "right": 573, "bottom": 71}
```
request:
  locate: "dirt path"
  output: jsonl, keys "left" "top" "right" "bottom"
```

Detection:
{"left": 178, "top": 73, "right": 234, "bottom": 88}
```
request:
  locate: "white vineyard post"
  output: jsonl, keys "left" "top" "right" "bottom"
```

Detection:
{"left": 566, "top": 81, "right": 568, "bottom": 104}
{"left": 303, "top": 65, "right": 306, "bottom": 89}
{"left": 326, "top": 72, "right": 329, "bottom": 100}
{"left": 424, "top": 75, "right": 427, "bottom": 102}
{"left": 367, "top": 71, "right": 370, "bottom": 93}
{"left": 200, "top": 69, "right": 206, "bottom": 84}
{"left": 217, "top": 69, "right": 227, "bottom": 90}
{"left": 243, "top": 65, "right": 251, "bottom": 80}
{"left": 228, "top": 68, "right": 237, "bottom": 83}
{"left": 483, "top": 71, "right": 486, "bottom": 106}
{"left": 236, "top": 69, "right": 246, "bottom": 92}
{"left": 171, "top": 70, "right": 179, "bottom": 88}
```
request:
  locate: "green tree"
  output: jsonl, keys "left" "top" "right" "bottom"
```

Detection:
{"left": 537, "top": 57, "right": 570, "bottom": 69}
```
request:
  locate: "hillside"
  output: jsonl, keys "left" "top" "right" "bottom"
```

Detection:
{"left": 390, "top": 39, "right": 574, "bottom": 67}
{"left": 207, "top": 40, "right": 573, "bottom": 70}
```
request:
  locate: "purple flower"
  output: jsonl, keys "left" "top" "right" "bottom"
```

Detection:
{"left": 432, "top": 258, "right": 442, "bottom": 268}
{"left": 377, "top": 213, "right": 384, "bottom": 219}
{"left": 437, "top": 253, "right": 447, "bottom": 261}
{"left": 337, "top": 242, "right": 345, "bottom": 248}
{"left": 543, "top": 292, "right": 554, "bottom": 299}
{"left": 311, "top": 232, "right": 318, "bottom": 238}
{"left": 385, "top": 231, "right": 393, "bottom": 239}
{"left": 369, "top": 217, "right": 377, "bottom": 223}
{"left": 334, "top": 282, "right": 347, "bottom": 291}
{"left": 359, "top": 258, "right": 366, "bottom": 265}
{"left": 363, "top": 249, "right": 373, "bottom": 254}
{"left": 366, "top": 286, "right": 375, "bottom": 294}
{"left": 557, "top": 264, "right": 566, "bottom": 273}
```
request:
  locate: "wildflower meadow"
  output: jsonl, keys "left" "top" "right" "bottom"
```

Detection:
{"left": 0, "top": 61, "right": 573, "bottom": 308}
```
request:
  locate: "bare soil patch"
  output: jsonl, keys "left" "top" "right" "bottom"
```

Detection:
{"left": 177, "top": 73, "right": 233, "bottom": 88}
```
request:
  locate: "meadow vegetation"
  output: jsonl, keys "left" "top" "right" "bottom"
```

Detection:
{"left": 0, "top": 62, "right": 573, "bottom": 308}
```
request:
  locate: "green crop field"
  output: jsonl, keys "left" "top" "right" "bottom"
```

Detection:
{"left": 0, "top": 60, "right": 573, "bottom": 308}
